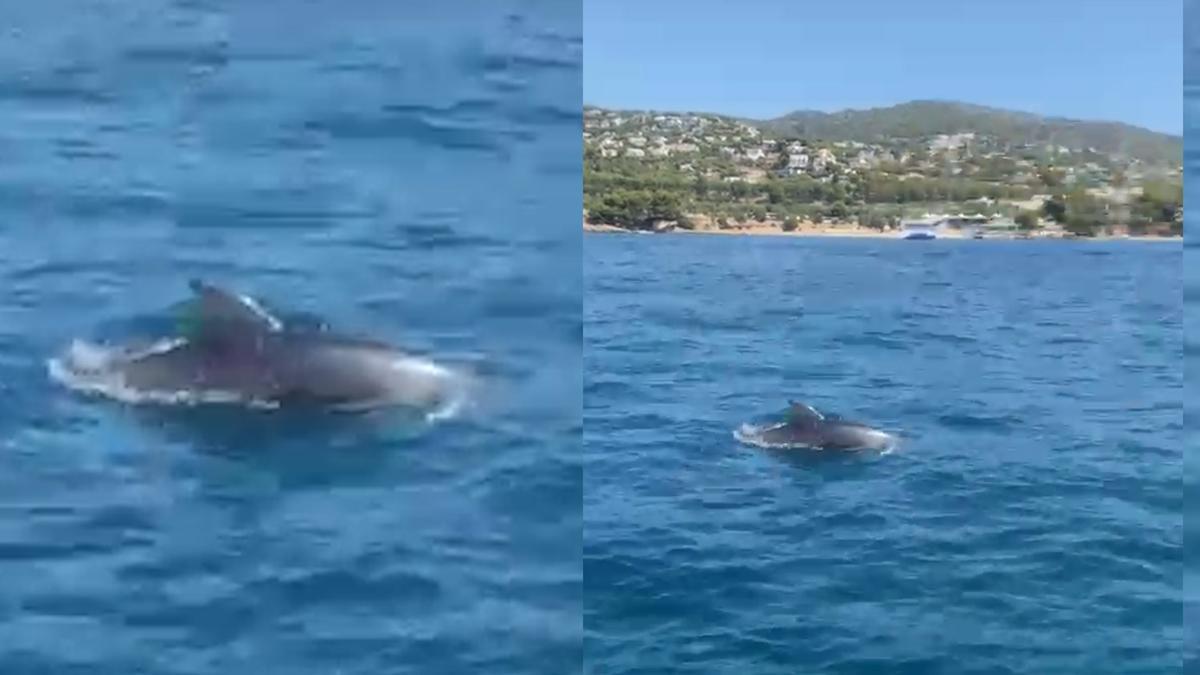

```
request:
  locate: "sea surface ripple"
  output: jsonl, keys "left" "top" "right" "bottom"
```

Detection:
{"left": 585, "top": 234, "right": 1181, "bottom": 674}
{"left": 0, "top": 1, "right": 581, "bottom": 673}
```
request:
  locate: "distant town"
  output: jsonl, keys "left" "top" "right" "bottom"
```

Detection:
{"left": 583, "top": 102, "right": 1183, "bottom": 238}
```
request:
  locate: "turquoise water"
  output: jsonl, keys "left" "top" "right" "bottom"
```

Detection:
{"left": 585, "top": 234, "right": 1181, "bottom": 673}
{"left": 0, "top": 1, "right": 581, "bottom": 673}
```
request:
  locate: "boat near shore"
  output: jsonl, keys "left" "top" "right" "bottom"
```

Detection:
{"left": 901, "top": 227, "right": 937, "bottom": 240}
{"left": 899, "top": 215, "right": 942, "bottom": 240}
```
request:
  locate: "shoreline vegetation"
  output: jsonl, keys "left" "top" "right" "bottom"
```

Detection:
{"left": 583, "top": 101, "right": 1182, "bottom": 241}
{"left": 582, "top": 220, "right": 1181, "bottom": 242}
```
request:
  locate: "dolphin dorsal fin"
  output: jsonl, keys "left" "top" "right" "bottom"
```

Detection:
{"left": 183, "top": 279, "right": 283, "bottom": 344}
{"left": 786, "top": 400, "right": 825, "bottom": 427}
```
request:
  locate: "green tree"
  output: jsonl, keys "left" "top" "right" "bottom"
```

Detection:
{"left": 1133, "top": 179, "right": 1182, "bottom": 225}
{"left": 857, "top": 209, "right": 887, "bottom": 230}
{"left": 1041, "top": 196, "right": 1067, "bottom": 224}
{"left": 588, "top": 189, "right": 684, "bottom": 230}
{"left": 1062, "top": 189, "right": 1108, "bottom": 236}
{"left": 1037, "top": 164, "right": 1065, "bottom": 189}
{"left": 1015, "top": 210, "right": 1039, "bottom": 230}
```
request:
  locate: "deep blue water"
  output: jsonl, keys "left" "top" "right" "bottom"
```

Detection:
{"left": 1183, "top": 6, "right": 1197, "bottom": 668}
{"left": 0, "top": 1, "right": 581, "bottom": 673}
{"left": 585, "top": 234, "right": 1182, "bottom": 673}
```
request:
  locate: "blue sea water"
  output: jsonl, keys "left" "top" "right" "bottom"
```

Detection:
{"left": 1184, "top": 5, "right": 1197, "bottom": 669}
{"left": 0, "top": 1, "right": 581, "bottom": 673}
{"left": 585, "top": 234, "right": 1182, "bottom": 673}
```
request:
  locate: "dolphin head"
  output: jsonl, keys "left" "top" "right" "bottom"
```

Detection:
{"left": 273, "top": 340, "right": 460, "bottom": 412}
{"left": 817, "top": 421, "right": 896, "bottom": 451}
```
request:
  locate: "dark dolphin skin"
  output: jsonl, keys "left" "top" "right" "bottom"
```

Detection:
{"left": 740, "top": 400, "right": 896, "bottom": 451}
{"left": 60, "top": 280, "right": 456, "bottom": 411}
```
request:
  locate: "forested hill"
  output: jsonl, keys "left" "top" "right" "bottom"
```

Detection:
{"left": 751, "top": 100, "right": 1180, "bottom": 166}
{"left": 583, "top": 101, "right": 1182, "bottom": 235}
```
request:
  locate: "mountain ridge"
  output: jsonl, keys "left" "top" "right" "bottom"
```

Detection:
{"left": 585, "top": 100, "right": 1180, "bottom": 164}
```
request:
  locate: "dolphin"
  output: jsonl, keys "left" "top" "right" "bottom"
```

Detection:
{"left": 49, "top": 279, "right": 464, "bottom": 413}
{"left": 734, "top": 400, "right": 896, "bottom": 451}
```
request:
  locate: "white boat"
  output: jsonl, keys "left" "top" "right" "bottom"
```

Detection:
{"left": 901, "top": 228, "right": 937, "bottom": 240}
{"left": 899, "top": 214, "right": 942, "bottom": 240}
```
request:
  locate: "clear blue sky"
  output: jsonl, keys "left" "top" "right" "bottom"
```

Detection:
{"left": 584, "top": 0, "right": 1182, "bottom": 135}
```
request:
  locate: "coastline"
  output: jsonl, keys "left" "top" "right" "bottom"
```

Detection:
{"left": 582, "top": 222, "right": 1182, "bottom": 242}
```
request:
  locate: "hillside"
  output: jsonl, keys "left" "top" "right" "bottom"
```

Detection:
{"left": 752, "top": 100, "right": 1180, "bottom": 166}
{"left": 583, "top": 101, "right": 1182, "bottom": 236}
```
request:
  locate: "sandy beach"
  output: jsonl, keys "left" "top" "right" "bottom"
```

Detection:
{"left": 582, "top": 220, "right": 948, "bottom": 238}
{"left": 582, "top": 221, "right": 1181, "bottom": 242}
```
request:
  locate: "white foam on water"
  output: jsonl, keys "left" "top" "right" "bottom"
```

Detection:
{"left": 390, "top": 353, "right": 487, "bottom": 424}
{"left": 48, "top": 338, "right": 280, "bottom": 409}
{"left": 423, "top": 362, "right": 480, "bottom": 424}
{"left": 425, "top": 389, "right": 467, "bottom": 423}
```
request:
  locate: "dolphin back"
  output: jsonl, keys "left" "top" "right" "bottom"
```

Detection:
{"left": 734, "top": 400, "right": 896, "bottom": 452}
